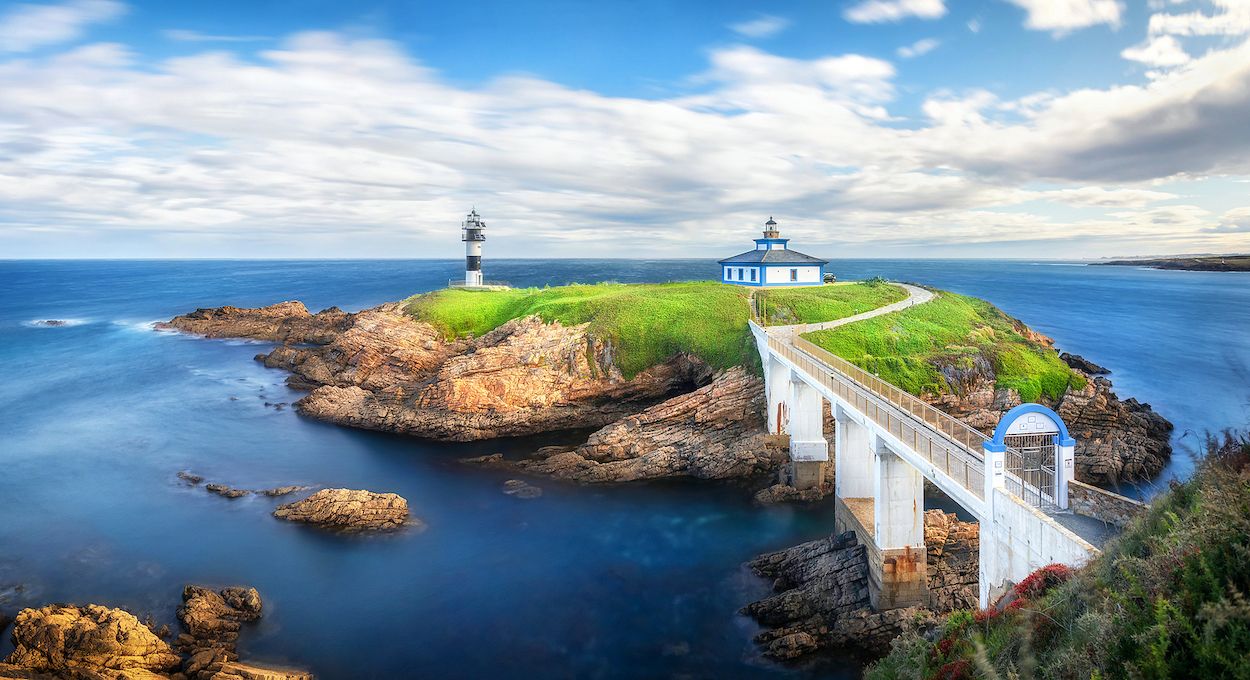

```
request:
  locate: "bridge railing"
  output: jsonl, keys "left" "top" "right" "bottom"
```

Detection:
{"left": 770, "top": 335, "right": 987, "bottom": 500}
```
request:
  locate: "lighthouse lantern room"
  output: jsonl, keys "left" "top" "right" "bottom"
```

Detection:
{"left": 718, "top": 217, "right": 828, "bottom": 287}
{"left": 462, "top": 208, "right": 486, "bottom": 287}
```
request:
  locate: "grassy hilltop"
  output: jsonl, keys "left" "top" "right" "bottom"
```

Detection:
{"left": 404, "top": 281, "right": 1082, "bottom": 402}
{"left": 404, "top": 281, "right": 901, "bottom": 377}
{"left": 802, "top": 292, "right": 1082, "bottom": 403}
{"left": 868, "top": 434, "right": 1250, "bottom": 680}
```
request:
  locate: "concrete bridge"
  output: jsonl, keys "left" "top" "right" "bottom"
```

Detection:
{"left": 751, "top": 284, "right": 1116, "bottom": 608}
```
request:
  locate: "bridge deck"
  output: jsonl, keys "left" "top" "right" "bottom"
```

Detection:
{"left": 760, "top": 319, "right": 1107, "bottom": 547}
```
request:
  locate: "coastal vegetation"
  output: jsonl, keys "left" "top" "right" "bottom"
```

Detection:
{"left": 404, "top": 282, "right": 757, "bottom": 377}
{"left": 755, "top": 279, "right": 907, "bottom": 325}
{"left": 404, "top": 280, "right": 919, "bottom": 378}
{"left": 802, "top": 292, "right": 1083, "bottom": 402}
{"left": 867, "top": 432, "right": 1250, "bottom": 680}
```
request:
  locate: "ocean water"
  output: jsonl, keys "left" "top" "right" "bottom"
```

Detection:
{"left": 1, "top": 259, "right": 1247, "bottom": 679}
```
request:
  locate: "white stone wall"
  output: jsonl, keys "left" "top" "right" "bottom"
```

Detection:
{"left": 981, "top": 489, "right": 1097, "bottom": 604}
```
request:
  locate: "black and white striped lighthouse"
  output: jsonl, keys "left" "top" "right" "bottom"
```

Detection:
{"left": 461, "top": 208, "right": 485, "bottom": 287}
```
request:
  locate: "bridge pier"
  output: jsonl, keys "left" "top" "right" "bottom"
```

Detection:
{"left": 786, "top": 377, "right": 828, "bottom": 490}
{"left": 765, "top": 359, "right": 791, "bottom": 435}
{"left": 872, "top": 439, "right": 928, "bottom": 609}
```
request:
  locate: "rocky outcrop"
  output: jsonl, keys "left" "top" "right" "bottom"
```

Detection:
{"left": 2, "top": 604, "right": 181, "bottom": 679}
{"left": 164, "top": 302, "right": 709, "bottom": 443}
{"left": 930, "top": 353, "right": 1172, "bottom": 485}
{"left": 272, "top": 489, "right": 413, "bottom": 532}
{"left": 1060, "top": 352, "right": 1109, "bottom": 375}
{"left": 1056, "top": 376, "right": 1173, "bottom": 485}
{"left": 742, "top": 510, "right": 978, "bottom": 661}
{"left": 157, "top": 302, "right": 349, "bottom": 344}
{"left": 467, "top": 367, "right": 785, "bottom": 483}
{"left": 293, "top": 314, "right": 708, "bottom": 441}
{"left": 924, "top": 510, "right": 979, "bottom": 612}
{"left": 172, "top": 586, "right": 312, "bottom": 680}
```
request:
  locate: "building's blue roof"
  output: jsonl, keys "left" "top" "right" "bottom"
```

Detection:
{"left": 718, "top": 248, "right": 828, "bottom": 265}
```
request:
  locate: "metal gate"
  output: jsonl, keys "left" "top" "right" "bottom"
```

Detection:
{"left": 1003, "top": 432, "right": 1058, "bottom": 509}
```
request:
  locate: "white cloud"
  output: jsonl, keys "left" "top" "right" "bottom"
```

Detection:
{"left": 897, "top": 38, "right": 941, "bottom": 58}
{"left": 163, "top": 29, "right": 269, "bottom": 43}
{"left": 729, "top": 15, "right": 790, "bottom": 39}
{"left": 0, "top": 30, "right": 1248, "bottom": 258}
{"left": 844, "top": 0, "right": 946, "bottom": 24}
{"left": 1039, "top": 186, "right": 1178, "bottom": 207}
{"left": 1218, "top": 206, "right": 1250, "bottom": 231}
{"left": 1148, "top": 0, "right": 1250, "bottom": 36}
{"left": 967, "top": 18, "right": 982, "bottom": 33}
{"left": 1003, "top": 0, "right": 1124, "bottom": 35}
{"left": 0, "top": 0, "right": 124, "bottom": 52}
{"left": 1122, "top": 34, "right": 1192, "bottom": 66}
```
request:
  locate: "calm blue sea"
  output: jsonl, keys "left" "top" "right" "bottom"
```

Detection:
{"left": 1, "top": 259, "right": 1247, "bottom": 679}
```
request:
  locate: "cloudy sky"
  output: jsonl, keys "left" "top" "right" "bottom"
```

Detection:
{"left": 1, "top": 0, "right": 1249, "bottom": 259}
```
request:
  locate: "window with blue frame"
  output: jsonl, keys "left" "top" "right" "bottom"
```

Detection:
{"left": 790, "top": 269, "right": 797, "bottom": 281}
{"left": 751, "top": 269, "right": 757, "bottom": 282}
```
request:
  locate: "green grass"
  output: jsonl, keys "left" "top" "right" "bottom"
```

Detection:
{"left": 866, "top": 433, "right": 1250, "bottom": 680}
{"left": 756, "top": 280, "right": 908, "bottom": 325}
{"left": 802, "top": 292, "right": 1083, "bottom": 401}
{"left": 402, "top": 281, "right": 757, "bottom": 377}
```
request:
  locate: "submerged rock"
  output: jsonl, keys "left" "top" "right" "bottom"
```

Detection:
{"left": 502, "top": 480, "right": 543, "bottom": 499}
{"left": 272, "top": 489, "right": 412, "bottom": 532}
{"left": 2, "top": 604, "right": 181, "bottom": 678}
{"left": 177, "top": 471, "right": 204, "bottom": 486}
{"left": 205, "top": 484, "right": 249, "bottom": 499}
{"left": 259, "top": 486, "right": 308, "bottom": 497}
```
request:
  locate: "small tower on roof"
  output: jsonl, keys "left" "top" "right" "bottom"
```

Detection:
{"left": 762, "top": 216, "right": 780, "bottom": 239}
{"left": 461, "top": 208, "right": 485, "bottom": 287}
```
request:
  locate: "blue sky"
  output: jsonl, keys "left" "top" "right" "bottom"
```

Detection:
{"left": 1, "top": 0, "right": 1249, "bottom": 258}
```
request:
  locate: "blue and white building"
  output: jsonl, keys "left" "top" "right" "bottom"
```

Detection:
{"left": 719, "top": 218, "right": 828, "bottom": 287}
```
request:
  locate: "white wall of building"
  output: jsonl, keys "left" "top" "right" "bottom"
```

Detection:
{"left": 764, "top": 265, "right": 821, "bottom": 284}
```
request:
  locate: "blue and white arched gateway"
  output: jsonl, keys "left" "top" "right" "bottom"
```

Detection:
{"left": 719, "top": 218, "right": 828, "bottom": 287}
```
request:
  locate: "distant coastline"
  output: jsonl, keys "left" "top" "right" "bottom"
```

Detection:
{"left": 1095, "top": 254, "right": 1250, "bottom": 272}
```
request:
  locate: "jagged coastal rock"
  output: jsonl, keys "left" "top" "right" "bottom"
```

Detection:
{"left": 0, "top": 587, "right": 313, "bottom": 680}
{"left": 742, "top": 510, "right": 977, "bottom": 660}
{"left": 162, "top": 298, "right": 1171, "bottom": 486}
{"left": 272, "top": 489, "right": 412, "bottom": 532}
{"left": 1, "top": 604, "right": 182, "bottom": 679}
{"left": 930, "top": 347, "right": 1171, "bottom": 484}
{"left": 474, "top": 367, "right": 785, "bottom": 483}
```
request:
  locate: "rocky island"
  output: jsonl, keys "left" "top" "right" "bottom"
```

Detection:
{"left": 153, "top": 279, "right": 1176, "bottom": 666}
{"left": 158, "top": 280, "right": 1172, "bottom": 491}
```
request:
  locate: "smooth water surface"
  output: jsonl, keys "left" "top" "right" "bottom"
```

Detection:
{"left": 1, "top": 259, "right": 1247, "bottom": 678}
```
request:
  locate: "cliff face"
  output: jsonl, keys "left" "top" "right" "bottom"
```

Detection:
{"left": 489, "top": 367, "right": 785, "bottom": 483}
{"left": 163, "top": 302, "right": 710, "bottom": 442}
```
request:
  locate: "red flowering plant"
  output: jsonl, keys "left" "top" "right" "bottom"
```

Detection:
{"left": 1013, "top": 563, "right": 1072, "bottom": 599}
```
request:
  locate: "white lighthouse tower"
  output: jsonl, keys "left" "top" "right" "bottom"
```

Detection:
{"left": 461, "top": 208, "right": 485, "bottom": 287}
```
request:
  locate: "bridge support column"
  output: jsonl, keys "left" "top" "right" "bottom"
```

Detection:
{"left": 980, "top": 442, "right": 1010, "bottom": 608}
{"left": 834, "top": 406, "right": 873, "bottom": 499}
{"left": 765, "top": 359, "right": 791, "bottom": 435}
{"left": 871, "top": 438, "right": 928, "bottom": 610}
{"left": 786, "top": 378, "right": 828, "bottom": 490}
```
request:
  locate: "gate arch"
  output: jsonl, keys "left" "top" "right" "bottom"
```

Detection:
{"left": 991, "top": 404, "right": 1076, "bottom": 510}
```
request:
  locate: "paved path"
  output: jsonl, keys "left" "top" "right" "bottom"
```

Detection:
{"left": 762, "top": 282, "right": 935, "bottom": 339}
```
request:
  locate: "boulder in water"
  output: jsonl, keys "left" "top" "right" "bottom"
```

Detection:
{"left": 272, "top": 489, "right": 413, "bottom": 532}
{"left": 2, "top": 604, "right": 181, "bottom": 678}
